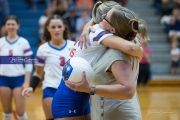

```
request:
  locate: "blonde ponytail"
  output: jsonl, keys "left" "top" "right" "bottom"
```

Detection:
{"left": 138, "top": 19, "right": 150, "bottom": 41}
{"left": 92, "top": 1, "right": 120, "bottom": 24}
{"left": 92, "top": 1, "right": 102, "bottom": 24}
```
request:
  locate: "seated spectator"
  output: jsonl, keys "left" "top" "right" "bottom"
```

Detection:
{"left": 67, "top": 0, "right": 76, "bottom": 9}
{"left": 152, "top": 0, "right": 162, "bottom": 14}
{"left": 64, "top": 6, "right": 79, "bottom": 41}
{"left": 174, "top": 0, "right": 180, "bottom": 8}
{"left": 52, "top": 0, "right": 68, "bottom": 16}
{"left": 38, "top": 6, "right": 53, "bottom": 43}
{"left": 161, "top": 0, "right": 177, "bottom": 16}
{"left": 24, "top": 0, "right": 52, "bottom": 12}
{"left": 160, "top": 14, "right": 172, "bottom": 32}
{"left": 75, "top": 7, "right": 91, "bottom": 40}
{"left": 168, "top": 8, "right": 180, "bottom": 43}
{"left": 170, "top": 42, "right": 180, "bottom": 74}
{"left": 76, "top": 0, "right": 94, "bottom": 13}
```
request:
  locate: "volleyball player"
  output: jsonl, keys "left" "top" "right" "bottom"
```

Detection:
{"left": 22, "top": 15, "right": 75, "bottom": 120}
{"left": 51, "top": 1, "right": 148, "bottom": 120}
{"left": 0, "top": 15, "right": 33, "bottom": 120}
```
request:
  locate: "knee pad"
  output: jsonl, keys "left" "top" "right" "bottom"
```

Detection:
{"left": 16, "top": 112, "right": 28, "bottom": 120}
{"left": 2, "top": 113, "right": 12, "bottom": 120}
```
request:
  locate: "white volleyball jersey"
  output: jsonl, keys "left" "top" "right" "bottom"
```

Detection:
{"left": 36, "top": 40, "right": 74, "bottom": 89}
{"left": 71, "top": 24, "right": 113, "bottom": 66}
{"left": 0, "top": 36, "right": 33, "bottom": 76}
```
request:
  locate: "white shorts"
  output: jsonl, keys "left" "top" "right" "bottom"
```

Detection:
{"left": 169, "top": 30, "right": 180, "bottom": 38}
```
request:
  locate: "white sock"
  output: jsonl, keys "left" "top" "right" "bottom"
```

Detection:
{"left": 16, "top": 112, "right": 28, "bottom": 120}
{"left": 2, "top": 113, "right": 12, "bottom": 120}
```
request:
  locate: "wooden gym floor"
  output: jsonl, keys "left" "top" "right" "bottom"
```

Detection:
{"left": 0, "top": 86, "right": 180, "bottom": 120}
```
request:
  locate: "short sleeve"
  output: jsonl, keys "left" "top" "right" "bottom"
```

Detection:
{"left": 35, "top": 46, "right": 45, "bottom": 66}
{"left": 23, "top": 39, "right": 33, "bottom": 56}
{"left": 93, "top": 49, "right": 131, "bottom": 73}
{"left": 93, "top": 31, "right": 113, "bottom": 44}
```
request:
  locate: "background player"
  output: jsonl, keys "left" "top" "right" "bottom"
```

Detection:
{"left": 0, "top": 15, "right": 33, "bottom": 120}
{"left": 22, "top": 15, "right": 74, "bottom": 120}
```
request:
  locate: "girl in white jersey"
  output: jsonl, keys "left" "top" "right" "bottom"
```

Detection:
{"left": 51, "top": 1, "right": 148, "bottom": 120}
{"left": 0, "top": 15, "right": 33, "bottom": 120}
{"left": 22, "top": 15, "right": 74, "bottom": 120}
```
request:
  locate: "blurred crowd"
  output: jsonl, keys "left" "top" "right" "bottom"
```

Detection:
{"left": 0, "top": 0, "right": 129, "bottom": 41}
{"left": 153, "top": 0, "right": 180, "bottom": 74}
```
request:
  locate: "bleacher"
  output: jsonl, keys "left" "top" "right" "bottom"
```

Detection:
{"left": 127, "top": 0, "right": 180, "bottom": 83}
{"left": 3, "top": 0, "right": 180, "bottom": 84}
{"left": 8, "top": 0, "right": 46, "bottom": 56}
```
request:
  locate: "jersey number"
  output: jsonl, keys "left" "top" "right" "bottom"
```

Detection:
{"left": 70, "top": 48, "right": 76, "bottom": 57}
{"left": 9, "top": 50, "right": 13, "bottom": 56}
{"left": 59, "top": 56, "right": 65, "bottom": 66}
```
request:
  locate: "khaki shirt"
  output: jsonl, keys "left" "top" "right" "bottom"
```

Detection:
{"left": 90, "top": 49, "right": 142, "bottom": 120}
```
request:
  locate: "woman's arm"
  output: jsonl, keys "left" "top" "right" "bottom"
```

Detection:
{"left": 78, "top": 19, "right": 143, "bottom": 59}
{"left": 65, "top": 60, "right": 136, "bottom": 100}
{"left": 101, "top": 35, "right": 143, "bottom": 60}
{"left": 93, "top": 60, "right": 136, "bottom": 100}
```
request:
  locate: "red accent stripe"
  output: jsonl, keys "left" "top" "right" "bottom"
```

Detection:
{"left": 93, "top": 31, "right": 111, "bottom": 42}
{"left": 24, "top": 48, "right": 32, "bottom": 53}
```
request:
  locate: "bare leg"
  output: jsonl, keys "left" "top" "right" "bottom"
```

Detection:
{"left": 0, "top": 87, "right": 13, "bottom": 113}
{"left": 13, "top": 87, "right": 26, "bottom": 116}
{"left": 0, "top": 87, "right": 13, "bottom": 120}
{"left": 42, "top": 98, "right": 54, "bottom": 119}
{"left": 84, "top": 114, "right": 91, "bottom": 120}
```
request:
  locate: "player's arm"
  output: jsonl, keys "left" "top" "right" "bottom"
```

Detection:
{"left": 22, "top": 66, "right": 44, "bottom": 97}
{"left": 23, "top": 70, "right": 31, "bottom": 88}
{"left": 101, "top": 35, "right": 143, "bottom": 60}
{"left": 23, "top": 56, "right": 33, "bottom": 88}
{"left": 30, "top": 66, "right": 44, "bottom": 91}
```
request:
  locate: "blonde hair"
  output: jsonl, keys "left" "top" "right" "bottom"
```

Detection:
{"left": 92, "top": 1, "right": 149, "bottom": 41}
{"left": 138, "top": 19, "right": 150, "bottom": 41}
{"left": 92, "top": 1, "right": 120, "bottom": 24}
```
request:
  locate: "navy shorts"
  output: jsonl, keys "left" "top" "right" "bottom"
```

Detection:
{"left": 43, "top": 87, "right": 57, "bottom": 99}
{"left": 0, "top": 75, "right": 24, "bottom": 90}
{"left": 52, "top": 80, "right": 90, "bottom": 118}
{"left": 171, "top": 60, "right": 179, "bottom": 68}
